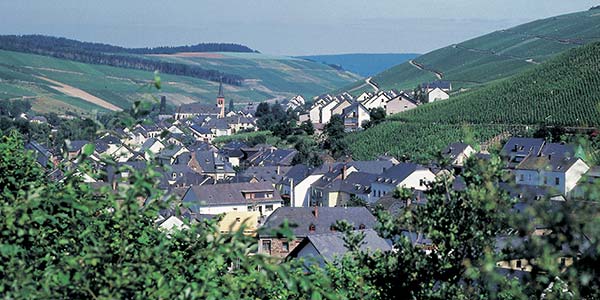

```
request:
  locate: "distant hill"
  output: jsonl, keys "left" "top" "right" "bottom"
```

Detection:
{"left": 345, "top": 41, "right": 600, "bottom": 162}
{"left": 0, "top": 49, "right": 360, "bottom": 116}
{"left": 342, "top": 9, "right": 600, "bottom": 93}
{"left": 297, "top": 53, "right": 419, "bottom": 77}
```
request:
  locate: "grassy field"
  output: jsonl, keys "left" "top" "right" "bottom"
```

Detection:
{"left": 0, "top": 50, "right": 360, "bottom": 115}
{"left": 344, "top": 9, "right": 600, "bottom": 94}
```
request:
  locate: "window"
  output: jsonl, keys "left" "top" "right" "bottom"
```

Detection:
{"left": 560, "top": 257, "right": 566, "bottom": 267}
{"left": 555, "top": 177, "right": 560, "bottom": 185}
{"left": 543, "top": 176, "right": 547, "bottom": 184}
{"left": 262, "top": 240, "right": 272, "bottom": 255}
{"left": 309, "top": 224, "right": 316, "bottom": 232}
{"left": 516, "top": 260, "right": 522, "bottom": 269}
{"left": 519, "top": 174, "right": 524, "bottom": 182}
{"left": 282, "top": 241, "right": 290, "bottom": 252}
{"left": 247, "top": 205, "right": 253, "bottom": 211}
{"left": 235, "top": 217, "right": 241, "bottom": 222}
{"left": 265, "top": 205, "right": 274, "bottom": 212}
{"left": 359, "top": 224, "right": 366, "bottom": 230}
{"left": 330, "top": 225, "right": 336, "bottom": 232}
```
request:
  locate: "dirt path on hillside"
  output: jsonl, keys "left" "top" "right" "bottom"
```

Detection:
{"left": 409, "top": 60, "right": 443, "bottom": 79}
{"left": 365, "top": 77, "right": 379, "bottom": 92}
{"left": 34, "top": 76, "right": 122, "bottom": 111}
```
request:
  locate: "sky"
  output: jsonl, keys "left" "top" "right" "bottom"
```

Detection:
{"left": 0, "top": 0, "right": 597, "bottom": 56}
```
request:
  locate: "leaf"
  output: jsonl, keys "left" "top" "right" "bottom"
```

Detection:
{"left": 82, "top": 143, "right": 95, "bottom": 157}
{"left": 154, "top": 71, "right": 162, "bottom": 90}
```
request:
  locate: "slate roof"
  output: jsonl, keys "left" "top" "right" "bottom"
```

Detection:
{"left": 190, "top": 124, "right": 213, "bottom": 135}
{"left": 25, "top": 141, "right": 53, "bottom": 167}
{"left": 261, "top": 207, "right": 377, "bottom": 237}
{"left": 65, "top": 140, "right": 89, "bottom": 152}
{"left": 342, "top": 102, "right": 368, "bottom": 116}
{"left": 540, "top": 143, "right": 576, "bottom": 159}
{"left": 223, "top": 141, "right": 249, "bottom": 150}
{"left": 239, "top": 166, "right": 292, "bottom": 184}
{"left": 247, "top": 149, "right": 298, "bottom": 167}
{"left": 321, "top": 172, "right": 378, "bottom": 195}
{"left": 193, "top": 150, "right": 235, "bottom": 174}
{"left": 442, "top": 143, "right": 471, "bottom": 159}
{"left": 279, "top": 164, "right": 312, "bottom": 187}
{"left": 421, "top": 80, "right": 452, "bottom": 90}
{"left": 515, "top": 155, "right": 583, "bottom": 173}
{"left": 287, "top": 229, "right": 391, "bottom": 262}
{"left": 501, "top": 138, "right": 545, "bottom": 158}
{"left": 176, "top": 103, "right": 221, "bottom": 115}
{"left": 374, "top": 163, "right": 428, "bottom": 186}
{"left": 348, "top": 160, "right": 393, "bottom": 175}
{"left": 183, "top": 181, "right": 282, "bottom": 207}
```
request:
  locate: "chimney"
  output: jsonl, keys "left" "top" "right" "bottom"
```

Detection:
{"left": 312, "top": 205, "right": 318, "bottom": 218}
{"left": 342, "top": 164, "right": 348, "bottom": 180}
{"left": 277, "top": 165, "right": 281, "bottom": 175}
{"left": 328, "top": 164, "right": 333, "bottom": 173}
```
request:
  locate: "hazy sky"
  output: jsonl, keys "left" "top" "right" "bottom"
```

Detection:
{"left": 1, "top": 0, "right": 597, "bottom": 55}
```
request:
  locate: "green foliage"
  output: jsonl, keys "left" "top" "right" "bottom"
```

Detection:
{"left": 323, "top": 115, "right": 348, "bottom": 159}
{"left": 362, "top": 107, "right": 386, "bottom": 129}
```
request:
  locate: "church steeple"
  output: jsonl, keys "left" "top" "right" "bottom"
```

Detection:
{"left": 216, "top": 77, "right": 225, "bottom": 118}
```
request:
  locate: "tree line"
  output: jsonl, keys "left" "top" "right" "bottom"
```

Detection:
{"left": 0, "top": 35, "right": 247, "bottom": 85}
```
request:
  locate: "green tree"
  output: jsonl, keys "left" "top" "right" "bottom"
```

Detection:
{"left": 323, "top": 115, "right": 348, "bottom": 159}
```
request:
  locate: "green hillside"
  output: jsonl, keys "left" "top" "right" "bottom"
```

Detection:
{"left": 0, "top": 50, "right": 359, "bottom": 116}
{"left": 343, "top": 9, "right": 600, "bottom": 93}
{"left": 345, "top": 41, "right": 600, "bottom": 161}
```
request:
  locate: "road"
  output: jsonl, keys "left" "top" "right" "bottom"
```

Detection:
{"left": 408, "top": 60, "right": 443, "bottom": 80}
{"left": 365, "top": 77, "right": 379, "bottom": 92}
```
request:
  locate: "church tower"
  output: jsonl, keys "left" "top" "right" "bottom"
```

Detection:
{"left": 216, "top": 79, "right": 225, "bottom": 118}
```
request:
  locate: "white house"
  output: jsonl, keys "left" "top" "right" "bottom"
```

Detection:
{"left": 427, "top": 88, "right": 450, "bottom": 102}
{"left": 361, "top": 92, "right": 390, "bottom": 110}
{"left": 320, "top": 99, "right": 340, "bottom": 124}
{"left": 441, "top": 143, "right": 477, "bottom": 167}
{"left": 370, "top": 163, "right": 436, "bottom": 202}
{"left": 514, "top": 155, "right": 590, "bottom": 195}
{"left": 278, "top": 165, "right": 325, "bottom": 208}
{"left": 342, "top": 102, "right": 371, "bottom": 131}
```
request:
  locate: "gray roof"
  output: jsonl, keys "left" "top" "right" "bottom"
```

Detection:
{"left": 515, "top": 155, "right": 583, "bottom": 173}
{"left": 65, "top": 140, "right": 89, "bottom": 152}
{"left": 239, "top": 166, "right": 292, "bottom": 184}
{"left": 541, "top": 143, "right": 576, "bottom": 159}
{"left": 183, "top": 181, "right": 282, "bottom": 207}
{"left": 421, "top": 80, "right": 451, "bottom": 90}
{"left": 279, "top": 164, "right": 312, "bottom": 186}
{"left": 247, "top": 149, "right": 298, "bottom": 167}
{"left": 176, "top": 103, "right": 221, "bottom": 115}
{"left": 342, "top": 102, "right": 368, "bottom": 116}
{"left": 25, "top": 141, "right": 53, "bottom": 167}
{"left": 375, "top": 163, "right": 427, "bottom": 185}
{"left": 190, "top": 124, "right": 213, "bottom": 135}
{"left": 261, "top": 207, "right": 377, "bottom": 237}
{"left": 501, "top": 138, "right": 545, "bottom": 158}
{"left": 288, "top": 229, "right": 391, "bottom": 262}
{"left": 193, "top": 150, "right": 235, "bottom": 174}
{"left": 442, "top": 143, "right": 471, "bottom": 159}
{"left": 348, "top": 160, "right": 393, "bottom": 175}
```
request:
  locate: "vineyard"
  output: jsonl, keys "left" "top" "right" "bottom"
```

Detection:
{"left": 344, "top": 122, "right": 527, "bottom": 162}
{"left": 346, "top": 41, "right": 600, "bottom": 161}
{"left": 393, "top": 42, "right": 600, "bottom": 127}
{"left": 342, "top": 9, "right": 600, "bottom": 93}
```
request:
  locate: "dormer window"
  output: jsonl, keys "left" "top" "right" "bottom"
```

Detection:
{"left": 309, "top": 224, "right": 316, "bottom": 232}
{"left": 359, "top": 224, "right": 366, "bottom": 230}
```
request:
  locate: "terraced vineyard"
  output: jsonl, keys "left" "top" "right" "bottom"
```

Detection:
{"left": 345, "top": 41, "right": 600, "bottom": 162}
{"left": 342, "top": 9, "right": 600, "bottom": 93}
{"left": 394, "top": 42, "right": 600, "bottom": 126}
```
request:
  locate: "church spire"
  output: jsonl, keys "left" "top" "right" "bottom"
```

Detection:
{"left": 218, "top": 77, "right": 224, "bottom": 98}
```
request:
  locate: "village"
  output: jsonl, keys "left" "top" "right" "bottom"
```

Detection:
{"left": 18, "top": 79, "right": 596, "bottom": 273}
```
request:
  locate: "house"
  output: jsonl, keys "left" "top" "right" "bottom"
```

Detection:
{"left": 342, "top": 102, "right": 370, "bottom": 131}
{"left": 65, "top": 140, "right": 90, "bottom": 160}
{"left": 320, "top": 99, "right": 340, "bottom": 124}
{"left": 217, "top": 211, "right": 260, "bottom": 236}
{"left": 421, "top": 80, "right": 452, "bottom": 93}
{"left": 361, "top": 91, "right": 390, "bottom": 110}
{"left": 174, "top": 103, "right": 221, "bottom": 120}
{"left": 188, "top": 150, "right": 236, "bottom": 180}
{"left": 284, "top": 95, "right": 306, "bottom": 111}
{"left": 501, "top": 138, "right": 546, "bottom": 168}
{"left": 427, "top": 87, "right": 449, "bottom": 102}
{"left": 182, "top": 181, "right": 283, "bottom": 217}
{"left": 308, "top": 102, "right": 324, "bottom": 124}
{"left": 312, "top": 171, "right": 379, "bottom": 207}
{"left": 277, "top": 164, "right": 322, "bottom": 207}
{"left": 158, "top": 216, "right": 189, "bottom": 232}
{"left": 514, "top": 154, "right": 589, "bottom": 195}
{"left": 189, "top": 124, "right": 215, "bottom": 143}
{"left": 157, "top": 145, "right": 189, "bottom": 165}
{"left": 258, "top": 206, "right": 378, "bottom": 258}
{"left": 330, "top": 99, "right": 353, "bottom": 116}
{"left": 138, "top": 138, "right": 165, "bottom": 160}
{"left": 286, "top": 229, "right": 391, "bottom": 267}
{"left": 25, "top": 141, "right": 55, "bottom": 168}
{"left": 370, "top": 163, "right": 436, "bottom": 201}
{"left": 386, "top": 93, "right": 418, "bottom": 115}
{"left": 238, "top": 166, "right": 292, "bottom": 185}
{"left": 441, "top": 143, "right": 477, "bottom": 167}
{"left": 309, "top": 164, "right": 358, "bottom": 207}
